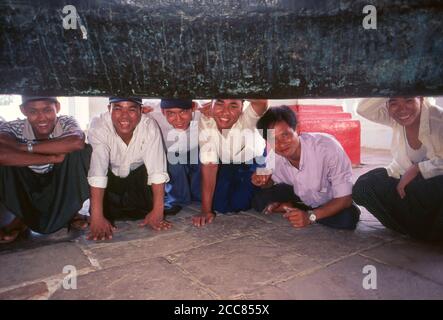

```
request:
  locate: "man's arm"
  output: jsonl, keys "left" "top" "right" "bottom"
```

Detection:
{"left": 312, "top": 195, "right": 353, "bottom": 219}
{"left": 27, "top": 131, "right": 85, "bottom": 154}
{"left": 201, "top": 163, "right": 218, "bottom": 213}
{"left": 88, "top": 186, "right": 115, "bottom": 241}
{"left": 140, "top": 183, "right": 171, "bottom": 231}
{"left": 248, "top": 99, "right": 268, "bottom": 117}
{"left": 0, "top": 139, "right": 65, "bottom": 166}
{"left": 283, "top": 195, "right": 353, "bottom": 228}
{"left": 0, "top": 131, "right": 85, "bottom": 155}
{"left": 192, "top": 163, "right": 218, "bottom": 227}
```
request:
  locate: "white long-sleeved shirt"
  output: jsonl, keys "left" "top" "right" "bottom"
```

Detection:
{"left": 87, "top": 112, "right": 169, "bottom": 188}
{"left": 198, "top": 102, "right": 266, "bottom": 164}
{"left": 149, "top": 111, "right": 200, "bottom": 154}
{"left": 357, "top": 98, "right": 443, "bottom": 179}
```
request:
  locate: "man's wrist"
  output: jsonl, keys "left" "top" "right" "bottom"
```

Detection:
{"left": 307, "top": 209, "right": 317, "bottom": 224}
{"left": 147, "top": 208, "right": 163, "bottom": 217}
{"left": 26, "top": 140, "right": 35, "bottom": 153}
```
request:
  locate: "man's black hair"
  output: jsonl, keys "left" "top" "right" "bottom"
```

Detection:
{"left": 256, "top": 105, "right": 297, "bottom": 140}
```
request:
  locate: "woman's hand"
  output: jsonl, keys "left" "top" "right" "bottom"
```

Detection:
{"left": 397, "top": 164, "right": 420, "bottom": 199}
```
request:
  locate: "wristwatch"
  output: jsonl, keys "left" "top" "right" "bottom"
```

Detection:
{"left": 26, "top": 140, "right": 34, "bottom": 153}
{"left": 307, "top": 210, "right": 317, "bottom": 224}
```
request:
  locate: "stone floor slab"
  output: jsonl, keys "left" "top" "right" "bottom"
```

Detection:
{"left": 258, "top": 223, "right": 386, "bottom": 265}
{"left": 0, "top": 243, "right": 91, "bottom": 289}
{"left": 50, "top": 257, "right": 216, "bottom": 300}
{"left": 247, "top": 255, "right": 443, "bottom": 299}
{"left": 167, "top": 235, "right": 319, "bottom": 298}
{"left": 361, "top": 239, "right": 443, "bottom": 285}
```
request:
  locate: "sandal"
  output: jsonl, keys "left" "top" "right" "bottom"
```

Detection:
{"left": 69, "top": 214, "right": 89, "bottom": 231}
{"left": 0, "top": 223, "right": 27, "bottom": 244}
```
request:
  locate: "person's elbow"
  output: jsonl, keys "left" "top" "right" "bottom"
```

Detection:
{"left": 70, "top": 133, "right": 86, "bottom": 151}
{"left": 341, "top": 195, "right": 353, "bottom": 208}
{"left": 0, "top": 145, "right": 12, "bottom": 165}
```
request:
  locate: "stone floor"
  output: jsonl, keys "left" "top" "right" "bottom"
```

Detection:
{"left": 0, "top": 148, "right": 442, "bottom": 300}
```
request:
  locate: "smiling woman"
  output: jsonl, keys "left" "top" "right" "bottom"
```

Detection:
{"left": 353, "top": 97, "right": 443, "bottom": 241}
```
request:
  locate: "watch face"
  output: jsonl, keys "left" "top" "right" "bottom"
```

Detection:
{"left": 309, "top": 213, "right": 316, "bottom": 222}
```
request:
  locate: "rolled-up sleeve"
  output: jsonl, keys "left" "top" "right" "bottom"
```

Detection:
{"left": 241, "top": 101, "right": 262, "bottom": 130}
{"left": 143, "top": 120, "right": 170, "bottom": 185}
{"left": 357, "top": 98, "right": 393, "bottom": 127}
{"left": 87, "top": 117, "right": 110, "bottom": 188}
{"left": 325, "top": 140, "right": 353, "bottom": 198}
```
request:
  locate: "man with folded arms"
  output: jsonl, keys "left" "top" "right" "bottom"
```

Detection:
{"left": 0, "top": 96, "right": 90, "bottom": 243}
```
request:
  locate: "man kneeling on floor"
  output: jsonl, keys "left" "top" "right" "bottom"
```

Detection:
{"left": 145, "top": 99, "right": 201, "bottom": 216}
{"left": 0, "top": 96, "right": 90, "bottom": 243}
{"left": 193, "top": 99, "right": 268, "bottom": 227}
{"left": 87, "top": 97, "right": 171, "bottom": 241}
{"left": 252, "top": 106, "right": 360, "bottom": 230}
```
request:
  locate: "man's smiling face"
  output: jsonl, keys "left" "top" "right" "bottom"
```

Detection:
{"left": 21, "top": 100, "right": 60, "bottom": 139}
{"left": 212, "top": 99, "right": 243, "bottom": 130}
{"left": 109, "top": 101, "right": 142, "bottom": 141}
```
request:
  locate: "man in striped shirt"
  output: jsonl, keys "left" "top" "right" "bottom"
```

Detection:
{"left": 0, "top": 96, "right": 91, "bottom": 243}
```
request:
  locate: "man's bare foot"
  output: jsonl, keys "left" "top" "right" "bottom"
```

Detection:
{"left": 70, "top": 213, "right": 89, "bottom": 231}
{"left": 0, "top": 218, "right": 27, "bottom": 244}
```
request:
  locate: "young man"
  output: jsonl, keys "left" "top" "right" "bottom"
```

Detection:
{"left": 252, "top": 106, "right": 360, "bottom": 230}
{"left": 87, "top": 97, "right": 171, "bottom": 241}
{"left": 0, "top": 96, "right": 90, "bottom": 243}
{"left": 147, "top": 99, "right": 201, "bottom": 215}
{"left": 353, "top": 97, "right": 443, "bottom": 241}
{"left": 193, "top": 99, "right": 268, "bottom": 227}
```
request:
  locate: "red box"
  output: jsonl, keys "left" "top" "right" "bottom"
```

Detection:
{"left": 288, "top": 105, "right": 361, "bottom": 166}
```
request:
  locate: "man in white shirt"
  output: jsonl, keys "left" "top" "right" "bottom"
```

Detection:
{"left": 87, "top": 97, "right": 171, "bottom": 241}
{"left": 0, "top": 96, "right": 90, "bottom": 243}
{"left": 252, "top": 106, "right": 360, "bottom": 230}
{"left": 147, "top": 99, "right": 201, "bottom": 215}
{"left": 192, "top": 99, "right": 268, "bottom": 227}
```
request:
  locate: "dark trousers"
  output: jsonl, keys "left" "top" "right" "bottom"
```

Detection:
{"left": 252, "top": 183, "right": 360, "bottom": 230}
{"left": 353, "top": 167, "right": 443, "bottom": 241}
{"left": 103, "top": 165, "right": 153, "bottom": 222}
{"left": 213, "top": 162, "right": 260, "bottom": 214}
{"left": 0, "top": 145, "right": 91, "bottom": 234}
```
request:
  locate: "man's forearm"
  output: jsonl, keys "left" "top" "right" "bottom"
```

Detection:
{"left": 201, "top": 163, "right": 218, "bottom": 213}
{"left": 313, "top": 195, "right": 353, "bottom": 220}
{"left": 20, "top": 132, "right": 85, "bottom": 155}
{"left": 0, "top": 131, "right": 85, "bottom": 155}
{"left": 150, "top": 183, "right": 165, "bottom": 215}
{"left": 0, "top": 144, "right": 57, "bottom": 166}
{"left": 90, "top": 186, "right": 106, "bottom": 219}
